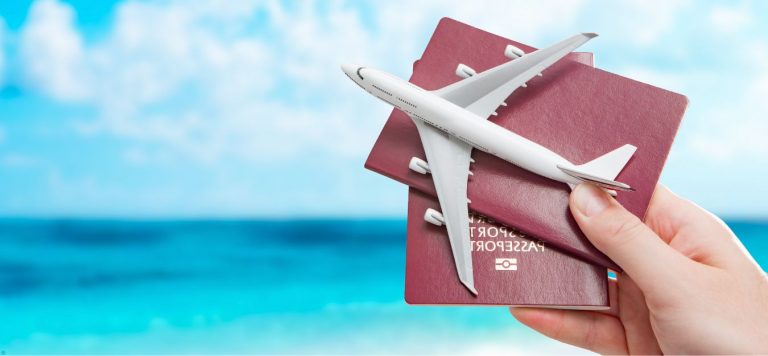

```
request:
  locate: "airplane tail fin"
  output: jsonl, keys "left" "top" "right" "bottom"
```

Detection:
{"left": 577, "top": 144, "right": 637, "bottom": 180}
{"left": 558, "top": 144, "right": 637, "bottom": 192}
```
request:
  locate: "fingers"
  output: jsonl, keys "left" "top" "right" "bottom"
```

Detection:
{"left": 569, "top": 184, "right": 691, "bottom": 293}
{"left": 641, "top": 185, "right": 690, "bottom": 242}
{"left": 510, "top": 307, "right": 627, "bottom": 354}
{"left": 645, "top": 185, "right": 756, "bottom": 271}
{"left": 645, "top": 185, "right": 728, "bottom": 247}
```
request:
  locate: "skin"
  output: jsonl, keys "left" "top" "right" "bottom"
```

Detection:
{"left": 510, "top": 184, "right": 768, "bottom": 354}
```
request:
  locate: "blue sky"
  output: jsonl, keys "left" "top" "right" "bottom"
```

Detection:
{"left": 0, "top": 0, "right": 767, "bottom": 218}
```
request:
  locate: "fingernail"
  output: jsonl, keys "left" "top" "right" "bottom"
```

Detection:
{"left": 510, "top": 307, "right": 539, "bottom": 321}
{"left": 573, "top": 184, "right": 610, "bottom": 217}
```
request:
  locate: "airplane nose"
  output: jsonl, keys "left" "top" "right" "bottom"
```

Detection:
{"left": 341, "top": 63, "right": 356, "bottom": 76}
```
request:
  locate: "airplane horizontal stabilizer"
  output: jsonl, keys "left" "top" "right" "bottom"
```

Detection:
{"left": 558, "top": 165, "right": 634, "bottom": 192}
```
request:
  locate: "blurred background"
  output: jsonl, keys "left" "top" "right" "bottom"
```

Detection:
{"left": 0, "top": 0, "right": 766, "bottom": 353}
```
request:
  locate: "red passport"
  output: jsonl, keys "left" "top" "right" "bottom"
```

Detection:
{"left": 365, "top": 18, "right": 688, "bottom": 269}
{"left": 406, "top": 188, "right": 609, "bottom": 307}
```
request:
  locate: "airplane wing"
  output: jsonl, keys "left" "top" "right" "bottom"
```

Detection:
{"left": 433, "top": 33, "right": 597, "bottom": 119}
{"left": 412, "top": 119, "right": 477, "bottom": 295}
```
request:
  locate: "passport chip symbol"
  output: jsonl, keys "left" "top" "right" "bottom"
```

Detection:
{"left": 495, "top": 258, "right": 518, "bottom": 271}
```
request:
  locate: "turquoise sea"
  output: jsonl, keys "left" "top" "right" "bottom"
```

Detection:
{"left": 0, "top": 219, "right": 766, "bottom": 354}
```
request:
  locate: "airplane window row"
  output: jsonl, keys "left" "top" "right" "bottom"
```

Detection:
{"left": 397, "top": 97, "right": 417, "bottom": 108}
{"left": 371, "top": 84, "right": 393, "bottom": 97}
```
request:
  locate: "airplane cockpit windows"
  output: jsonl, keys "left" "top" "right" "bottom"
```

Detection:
{"left": 356, "top": 67, "right": 365, "bottom": 80}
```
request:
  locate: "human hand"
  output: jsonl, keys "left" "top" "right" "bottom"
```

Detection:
{"left": 510, "top": 184, "right": 768, "bottom": 354}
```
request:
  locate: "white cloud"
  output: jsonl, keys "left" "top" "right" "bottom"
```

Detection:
{"left": 689, "top": 116, "right": 768, "bottom": 161}
{"left": 376, "top": 0, "right": 589, "bottom": 46}
{"left": 1, "top": 152, "right": 40, "bottom": 167}
{"left": 687, "top": 62, "right": 768, "bottom": 161}
{"left": 710, "top": 5, "right": 753, "bottom": 33}
{"left": 607, "top": 0, "right": 691, "bottom": 47}
{"left": 20, "top": 0, "right": 90, "bottom": 100}
{"left": 16, "top": 0, "right": 397, "bottom": 163}
{"left": 674, "top": 32, "right": 768, "bottom": 163}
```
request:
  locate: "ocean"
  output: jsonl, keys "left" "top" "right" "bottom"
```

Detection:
{"left": 0, "top": 219, "right": 765, "bottom": 354}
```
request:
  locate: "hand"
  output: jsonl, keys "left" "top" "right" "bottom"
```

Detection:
{"left": 510, "top": 184, "right": 768, "bottom": 354}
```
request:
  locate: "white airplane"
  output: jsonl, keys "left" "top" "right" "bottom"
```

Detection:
{"left": 342, "top": 33, "right": 636, "bottom": 296}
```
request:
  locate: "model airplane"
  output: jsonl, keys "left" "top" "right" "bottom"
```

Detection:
{"left": 342, "top": 33, "right": 636, "bottom": 295}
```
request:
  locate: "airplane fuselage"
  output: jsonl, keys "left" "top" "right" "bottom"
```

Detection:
{"left": 343, "top": 65, "right": 582, "bottom": 185}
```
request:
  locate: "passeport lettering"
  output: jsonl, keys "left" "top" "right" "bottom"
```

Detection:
{"left": 468, "top": 213, "right": 546, "bottom": 253}
{"left": 472, "top": 239, "right": 545, "bottom": 252}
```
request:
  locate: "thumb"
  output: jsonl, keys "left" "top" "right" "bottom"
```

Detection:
{"left": 570, "top": 184, "right": 688, "bottom": 292}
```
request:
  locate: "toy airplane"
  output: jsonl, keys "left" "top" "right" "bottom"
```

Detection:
{"left": 342, "top": 33, "right": 636, "bottom": 295}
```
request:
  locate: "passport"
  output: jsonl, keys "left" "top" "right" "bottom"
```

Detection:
{"left": 406, "top": 188, "right": 609, "bottom": 307}
{"left": 365, "top": 18, "right": 688, "bottom": 270}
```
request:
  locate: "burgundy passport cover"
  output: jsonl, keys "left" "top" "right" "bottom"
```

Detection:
{"left": 365, "top": 18, "right": 688, "bottom": 270}
{"left": 406, "top": 188, "right": 609, "bottom": 307}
